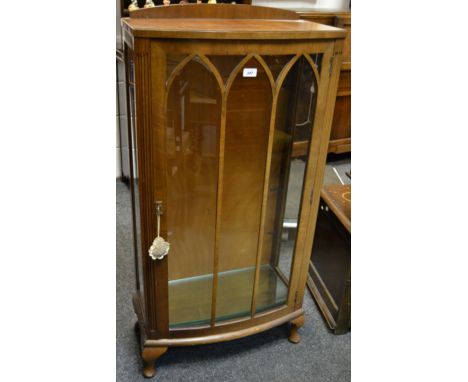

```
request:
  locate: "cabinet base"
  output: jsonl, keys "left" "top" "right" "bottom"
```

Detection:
{"left": 133, "top": 292, "right": 306, "bottom": 377}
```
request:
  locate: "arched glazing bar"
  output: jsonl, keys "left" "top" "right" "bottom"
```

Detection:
{"left": 163, "top": 51, "right": 322, "bottom": 326}
{"left": 303, "top": 53, "right": 321, "bottom": 88}
{"left": 166, "top": 54, "right": 224, "bottom": 94}
{"left": 212, "top": 54, "right": 276, "bottom": 324}
{"left": 223, "top": 53, "right": 275, "bottom": 95}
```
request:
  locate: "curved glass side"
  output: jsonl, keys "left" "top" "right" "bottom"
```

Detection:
{"left": 255, "top": 56, "right": 318, "bottom": 314}
{"left": 125, "top": 45, "right": 144, "bottom": 302}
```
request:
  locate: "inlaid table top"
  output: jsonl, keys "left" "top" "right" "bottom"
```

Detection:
{"left": 321, "top": 184, "right": 351, "bottom": 233}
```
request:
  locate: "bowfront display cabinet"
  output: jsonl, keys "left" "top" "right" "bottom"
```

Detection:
{"left": 122, "top": 4, "right": 345, "bottom": 377}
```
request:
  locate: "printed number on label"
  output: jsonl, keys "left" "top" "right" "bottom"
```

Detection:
{"left": 243, "top": 68, "right": 257, "bottom": 77}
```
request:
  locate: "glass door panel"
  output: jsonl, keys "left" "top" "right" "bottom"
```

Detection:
{"left": 207, "top": 55, "right": 244, "bottom": 84}
{"left": 166, "top": 57, "right": 221, "bottom": 328}
{"left": 255, "top": 56, "right": 318, "bottom": 314}
{"left": 215, "top": 57, "right": 273, "bottom": 322}
{"left": 262, "top": 55, "right": 294, "bottom": 81}
{"left": 165, "top": 54, "right": 319, "bottom": 325}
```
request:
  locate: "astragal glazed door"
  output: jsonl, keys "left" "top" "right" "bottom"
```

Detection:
{"left": 158, "top": 52, "right": 326, "bottom": 329}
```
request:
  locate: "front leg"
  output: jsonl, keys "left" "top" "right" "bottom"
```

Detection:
{"left": 142, "top": 346, "right": 168, "bottom": 378}
{"left": 288, "top": 314, "right": 305, "bottom": 344}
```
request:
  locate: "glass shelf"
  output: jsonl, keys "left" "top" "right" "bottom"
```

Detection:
{"left": 169, "top": 264, "right": 288, "bottom": 328}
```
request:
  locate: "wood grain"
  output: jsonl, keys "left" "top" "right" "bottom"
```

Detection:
{"left": 124, "top": 6, "right": 346, "bottom": 373}
{"left": 145, "top": 309, "right": 304, "bottom": 346}
{"left": 122, "top": 18, "right": 346, "bottom": 40}
{"left": 321, "top": 184, "right": 351, "bottom": 233}
{"left": 130, "top": 4, "right": 299, "bottom": 20}
{"left": 150, "top": 41, "right": 170, "bottom": 338}
{"left": 156, "top": 40, "right": 332, "bottom": 56}
{"left": 133, "top": 38, "right": 159, "bottom": 336}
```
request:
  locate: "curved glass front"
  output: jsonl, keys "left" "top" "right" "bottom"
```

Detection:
{"left": 164, "top": 54, "right": 319, "bottom": 328}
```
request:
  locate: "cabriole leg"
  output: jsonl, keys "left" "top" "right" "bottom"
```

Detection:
{"left": 141, "top": 346, "right": 168, "bottom": 378}
{"left": 288, "top": 315, "right": 305, "bottom": 344}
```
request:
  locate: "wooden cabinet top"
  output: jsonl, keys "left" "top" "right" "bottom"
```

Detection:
{"left": 122, "top": 4, "right": 346, "bottom": 40}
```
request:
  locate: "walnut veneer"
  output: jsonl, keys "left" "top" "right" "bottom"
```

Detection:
{"left": 122, "top": 4, "right": 345, "bottom": 377}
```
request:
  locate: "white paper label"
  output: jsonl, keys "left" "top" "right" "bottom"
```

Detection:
{"left": 243, "top": 68, "right": 257, "bottom": 77}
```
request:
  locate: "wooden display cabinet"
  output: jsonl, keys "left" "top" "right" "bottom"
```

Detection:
{"left": 121, "top": 4, "right": 345, "bottom": 377}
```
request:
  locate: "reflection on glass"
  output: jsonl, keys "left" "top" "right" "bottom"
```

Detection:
{"left": 166, "top": 57, "right": 221, "bottom": 328}
{"left": 166, "top": 54, "right": 187, "bottom": 81}
{"left": 126, "top": 48, "right": 144, "bottom": 299}
{"left": 255, "top": 56, "right": 318, "bottom": 314}
{"left": 163, "top": 54, "right": 318, "bottom": 325}
{"left": 309, "top": 53, "right": 323, "bottom": 75}
{"left": 262, "top": 55, "right": 294, "bottom": 81}
{"left": 130, "top": 86, "right": 144, "bottom": 297}
{"left": 207, "top": 55, "right": 244, "bottom": 84}
{"left": 215, "top": 57, "right": 273, "bottom": 322}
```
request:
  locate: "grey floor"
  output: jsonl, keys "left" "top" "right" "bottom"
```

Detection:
{"left": 324, "top": 158, "right": 351, "bottom": 187}
{"left": 117, "top": 164, "right": 350, "bottom": 381}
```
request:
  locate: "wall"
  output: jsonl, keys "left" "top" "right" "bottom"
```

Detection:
{"left": 117, "top": 0, "right": 123, "bottom": 179}
{"left": 252, "top": 0, "right": 349, "bottom": 10}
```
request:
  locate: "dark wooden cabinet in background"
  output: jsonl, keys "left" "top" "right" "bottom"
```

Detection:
{"left": 297, "top": 10, "right": 351, "bottom": 154}
{"left": 121, "top": 4, "right": 346, "bottom": 377}
{"left": 307, "top": 184, "right": 351, "bottom": 334}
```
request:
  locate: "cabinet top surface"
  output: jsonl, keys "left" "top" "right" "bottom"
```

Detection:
{"left": 122, "top": 4, "right": 346, "bottom": 40}
{"left": 321, "top": 184, "right": 351, "bottom": 233}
